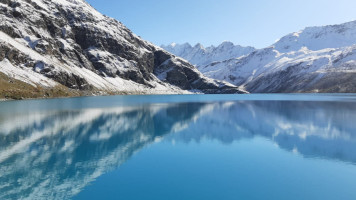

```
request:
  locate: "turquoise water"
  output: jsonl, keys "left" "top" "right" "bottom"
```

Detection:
{"left": 0, "top": 94, "right": 356, "bottom": 200}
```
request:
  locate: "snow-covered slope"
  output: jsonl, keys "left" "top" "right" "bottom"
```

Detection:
{"left": 0, "top": 0, "right": 244, "bottom": 99}
{"left": 161, "top": 42, "right": 255, "bottom": 67}
{"left": 174, "top": 21, "right": 356, "bottom": 93}
{"left": 274, "top": 21, "right": 356, "bottom": 53}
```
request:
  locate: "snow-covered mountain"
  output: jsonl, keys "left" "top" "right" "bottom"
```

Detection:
{"left": 0, "top": 0, "right": 244, "bottom": 99}
{"left": 161, "top": 42, "right": 255, "bottom": 67}
{"left": 166, "top": 21, "right": 356, "bottom": 93}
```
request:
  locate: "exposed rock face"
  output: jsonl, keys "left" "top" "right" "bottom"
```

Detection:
{"left": 161, "top": 42, "right": 256, "bottom": 67}
{"left": 165, "top": 21, "right": 356, "bottom": 93}
{"left": 0, "top": 0, "right": 245, "bottom": 98}
{"left": 202, "top": 43, "right": 356, "bottom": 93}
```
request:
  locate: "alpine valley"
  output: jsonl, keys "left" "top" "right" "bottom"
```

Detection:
{"left": 162, "top": 21, "right": 356, "bottom": 93}
{"left": 0, "top": 0, "right": 244, "bottom": 100}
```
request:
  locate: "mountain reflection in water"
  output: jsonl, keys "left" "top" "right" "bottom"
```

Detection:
{"left": 0, "top": 97, "right": 355, "bottom": 199}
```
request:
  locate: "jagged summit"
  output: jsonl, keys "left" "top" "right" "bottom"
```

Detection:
{"left": 217, "top": 41, "right": 235, "bottom": 48}
{"left": 195, "top": 20, "right": 356, "bottom": 93}
{"left": 0, "top": 0, "right": 245, "bottom": 99}
{"left": 161, "top": 42, "right": 255, "bottom": 67}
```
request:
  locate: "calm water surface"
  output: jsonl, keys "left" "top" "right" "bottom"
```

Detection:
{"left": 0, "top": 94, "right": 356, "bottom": 200}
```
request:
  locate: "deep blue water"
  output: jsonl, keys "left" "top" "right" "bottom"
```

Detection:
{"left": 0, "top": 94, "right": 356, "bottom": 200}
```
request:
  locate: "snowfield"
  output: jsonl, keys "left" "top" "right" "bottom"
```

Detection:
{"left": 164, "top": 21, "right": 356, "bottom": 93}
{"left": 161, "top": 42, "right": 255, "bottom": 67}
{"left": 0, "top": 0, "right": 244, "bottom": 99}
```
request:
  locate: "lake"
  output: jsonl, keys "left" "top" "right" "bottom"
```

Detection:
{"left": 0, "top": 94, "right": 356, "bottom": 200}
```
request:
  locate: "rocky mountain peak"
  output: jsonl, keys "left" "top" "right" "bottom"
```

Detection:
{"left": 193, "top": 43, "right": 205, "bottom": 50}
{"left": 161, "top": 42, "right": 256, "bottom": 67}
{"left": 217, "top": 41, "right": 234, "bottom": 48}
{"left": 0, "top": 0, "right": 245, "bottom": 99}
{"left": 194, "top": 20, "right": 356, "bottom": 93}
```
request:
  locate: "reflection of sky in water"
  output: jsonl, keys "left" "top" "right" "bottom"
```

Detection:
{"left": 0, "top": 94, "right": 355, "bottom": 200}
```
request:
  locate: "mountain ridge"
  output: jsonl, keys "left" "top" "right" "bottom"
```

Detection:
{"left": 164, "top": 20, "right": 356, "bottom": 93}
{"left": 161, "top": 42, "right": 255, "bottom": 67}
{"left": 0, "top": 0, "right": 245, "bottom": 100}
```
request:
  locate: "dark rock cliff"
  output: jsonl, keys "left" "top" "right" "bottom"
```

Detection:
{"left": 0, "top": 0, "right": 245, "bottom": 96}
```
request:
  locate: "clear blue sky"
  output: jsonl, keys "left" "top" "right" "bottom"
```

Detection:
{"left": 86, "top": 0, "right": 356, "bottom": 48}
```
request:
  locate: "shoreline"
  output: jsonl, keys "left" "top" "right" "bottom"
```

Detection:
{"left": 0, "top": 91, "right": 193, "bottom": 102}
{"left": 1, "top": 93, "right": 356, "bottom": 103}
